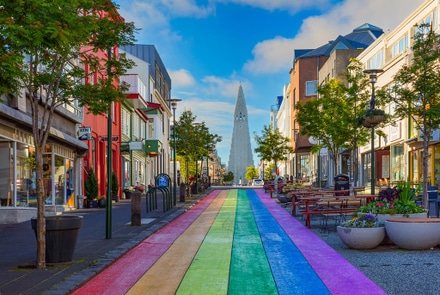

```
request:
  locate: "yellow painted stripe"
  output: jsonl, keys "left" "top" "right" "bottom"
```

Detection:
{"left": 126, "top": 190, "right": 228, "bottom": 295}
{"left": 176, "top": 190, "right": 237, "bottom": 295}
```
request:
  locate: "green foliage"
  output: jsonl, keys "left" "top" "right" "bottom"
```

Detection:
{"left": 264, "top": 163, "right": 277, "bottom": 181}
{"left": 296, "top": 59, "right": 374, "bottom": 175}
{"left": 111, "top": 171, "right": 119, "bottom": 196}
{"left": 223, "top": 171, "right": 234, "bottom": 183}
{"left": 174, "top": 110, "right": 221, "bottom": 183}
{"left": 357, "top": 180, "right": 425, "bottom": 217}
{"left": 85, "top": 168, "right": 99, "bottom": 200}
{"left": 254, "top": 125, "right": 293, "bottom": 171}
{"left": 245, "top": 166, "right": 259, "bottom": 181}
{"left": 0, "top": 0, "right": 137, "bottom": 268}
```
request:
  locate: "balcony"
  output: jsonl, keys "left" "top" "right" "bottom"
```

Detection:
{"left": 144, "top": 139, "right": 162, "bottom": 156}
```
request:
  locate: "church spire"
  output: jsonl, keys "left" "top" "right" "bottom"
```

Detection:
{"left": 228, "top": 85, "right": 254, "bottom": 185}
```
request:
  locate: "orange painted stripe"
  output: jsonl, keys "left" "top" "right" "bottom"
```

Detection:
{"left": 126, "top": 190, "right": 228, "bottom": 295}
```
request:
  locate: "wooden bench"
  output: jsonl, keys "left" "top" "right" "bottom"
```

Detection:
{"left": 298, "top": 195, "right": 375, "bottom": 228}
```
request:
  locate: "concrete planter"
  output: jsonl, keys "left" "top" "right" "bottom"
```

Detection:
{"left": 31, "top": 215, "right": 83, "bottom": 263}
{"left": 385, "top": 218, "right": 440, "bottom": 250}
{"left": 337, "top": 226, "right": 385, "bottom": 249}
{"left": 377, "top": 212, "right": 428, "bottom": 244}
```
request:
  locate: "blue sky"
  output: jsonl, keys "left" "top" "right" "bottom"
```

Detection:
{"left": 115, "top": 0, "right": 424, "bottom": 166}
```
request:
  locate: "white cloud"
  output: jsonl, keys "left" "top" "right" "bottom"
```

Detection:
{"left": 214, "top": 0, "right": 332, "bottom": 13}
{"left": 244, "top": 0, "right": 425, "bottom": 74}
{"left": 201, "top": 76, "right": 244, "bottom": 98}
{"left": 177, "top": 97, "right": 234, "bottom": 155}
{"left": 243, "top": 36, "right": 296, "bottom": 74}
{"left": 169, "top": 69, "right": 196, "bottom": 88}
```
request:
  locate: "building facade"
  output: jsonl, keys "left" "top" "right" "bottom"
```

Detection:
{"left": 0, "top": 79, "right": 87, "bottom": 223}
{"left": 356, "top": 0, "right": 440, "bottom": 189}
{"left": 290, "top": 24, "right": 383, "bottom": 187}
{"left": 120, "top": 45, "right": 173, "bottom": 192}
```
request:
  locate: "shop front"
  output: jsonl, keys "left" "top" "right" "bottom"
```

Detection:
{"left": 0, "top": 124, "right": 87, "bottom": 223}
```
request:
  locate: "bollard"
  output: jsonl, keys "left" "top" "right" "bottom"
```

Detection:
{"left": 131, "top": 191, "right": 142, "bottom": 226}
{"left": 179, "top": 182, "right": 186, "bottom": 202}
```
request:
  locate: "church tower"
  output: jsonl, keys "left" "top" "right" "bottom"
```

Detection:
{"left": 228, "top": 85, "right": 254, "bottom": 185}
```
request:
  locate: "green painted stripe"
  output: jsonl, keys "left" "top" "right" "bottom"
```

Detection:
{"left": 176, "top": 190, "right": 237, "bottom": 295}
{"left": 228, "top": 190, "right": 278, "bottom": 295}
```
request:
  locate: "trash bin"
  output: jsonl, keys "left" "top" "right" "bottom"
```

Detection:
{"left": 77, "top": 195, "right": 84, "bottom": 209}
{"left": 334, "top": 174, "right": 349, "bottom": 196}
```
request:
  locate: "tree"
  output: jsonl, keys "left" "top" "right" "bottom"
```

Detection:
{"left": 174, "top": 110, "right": 221, "bottom": 185}
{"left": 254, "top": 125, "right": 293, "bottom": 175}
{"left": 296, "top": 59, "right": 379, "bottom": 182}
{"left": 245, "top": 166, "right": 259, "bottom": 182}
{"left": 223, "top": 171, "right": 234, "bottom": 183}
{"left": 386, "top": 23, "right": 440, "bottom": 205}
{"left": 0, "top": 1, "right": 136, "bottom": 268}
{"left": 85, "top": 168, "right": 99, "bottom": 201}
{"left": 264, "top": 163, "right": 277, "bottom": 181}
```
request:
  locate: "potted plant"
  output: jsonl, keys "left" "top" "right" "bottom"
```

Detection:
{"left": 111, "top": 171, "right": 119, "bottom": 202}
{"left": 384, "top": 217, "right": 440, "bottom": 250}
{"left": 337, "top": 213, "right": 385, "bottom": 249}
{"left": 361, "top": 109, "right": 386, "bottom": 128}
{"left": 134, "top": 184, "right": 145, "bottom": 193}
{"left": 357, "top": 181, "right": 426, "bottom": 218}
{"left": 97, "top": 196, "right": 106, "bottom": 208}
{"left": 357, "top": 180, "right": 427, "bottom": 244}
{"left": 84, "top": 168, "right": 99, "bottom": 208}
{"left": 123, "top": 187, "right": 133, "bottom": 199}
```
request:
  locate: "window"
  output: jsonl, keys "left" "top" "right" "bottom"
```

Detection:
{"left": 133, "top": 115, "right": 140, "bottom": 139}
{"left": 391, "top": 35, "right": 409, "bottom": 58}
{"left": 121, "top": 108, "right": 130, "bottom": 136}
{"left": 368, "top": 50, "right": 383, "bottom": 69}
{"left": 305, "top": 81, "right": 317, "bottom": 96}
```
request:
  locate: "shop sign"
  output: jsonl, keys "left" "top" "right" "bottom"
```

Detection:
{"left": 78, "top": 127, "right": 91, "bottom": 140}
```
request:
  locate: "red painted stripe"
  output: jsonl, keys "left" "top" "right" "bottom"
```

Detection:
{"left": 72, "top": 190, "right": 220, "bottom": 295}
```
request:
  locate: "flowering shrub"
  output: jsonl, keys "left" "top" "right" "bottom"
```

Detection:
{"left": 134, "top": 185, "right": 144, "bottom": 192}
{"left": 340, "top": 214, "right": 384, "bottom": 228}
{"left": 357, "top": 180, "right": 426, "bottom": 217}
{"left": 377, "top": 187, "right": 399, "bottom": 202}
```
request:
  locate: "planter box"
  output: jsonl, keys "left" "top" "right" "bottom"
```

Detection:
{"left": 362, "top": 114, "right": 385, "bottom": 128}
{"left": 365, "top": 212, "right": 428, "bottom": 244}
{"left": 385, "top": 218, "right": 440, "bottom": 250}
{"left": 31, "top": 215, "right": 83, "bottom": 263}
{"left": 337, "top": 226, "right": 385, "bottom": 249}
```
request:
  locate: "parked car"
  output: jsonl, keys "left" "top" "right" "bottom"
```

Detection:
{"left": 252, "top": 179, "right": 264, "bottom": 186}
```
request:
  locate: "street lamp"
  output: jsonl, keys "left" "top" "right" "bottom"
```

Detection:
{"left": 364, "top": 69, "right": 383, "bottom": 195}
{"left": 168, "top": 99, "right": 181, "bottom": 203}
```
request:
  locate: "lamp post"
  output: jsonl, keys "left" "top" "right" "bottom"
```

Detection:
{"left": 168, "top": 99, "right": 181, "bottom": 203}
{"left": 364, "top": 69, "right": 383, "bottom": 195}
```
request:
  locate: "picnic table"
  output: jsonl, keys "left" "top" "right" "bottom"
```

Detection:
{"left": 293, "top": 194, "right": 376, "bottom": 228}
{"left": 290, "top": 190, "right": 350, "bottom": 216}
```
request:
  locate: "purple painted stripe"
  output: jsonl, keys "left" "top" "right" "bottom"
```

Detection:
{"left": 254, "top": 189, "right": 387, "bottom": 295}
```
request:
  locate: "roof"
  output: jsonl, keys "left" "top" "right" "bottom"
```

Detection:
{"left": 295, "top": 23, "right": 383, "bottom": 61}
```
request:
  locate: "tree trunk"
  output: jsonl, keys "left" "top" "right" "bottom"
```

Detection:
{"left": 35, "top": 149, "right": 46, "bottom": 269}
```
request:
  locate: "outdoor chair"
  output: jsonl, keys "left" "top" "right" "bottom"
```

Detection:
{"left": 428, "top": 186, "right": 440, "bottom": 217}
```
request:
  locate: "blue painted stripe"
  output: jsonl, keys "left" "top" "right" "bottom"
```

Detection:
{"left": 247, "top": 190, "right": 330, "bottom": 295}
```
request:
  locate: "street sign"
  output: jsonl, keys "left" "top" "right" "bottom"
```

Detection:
{"left": 100, "top": 136, "right": 119, "bottom": 142}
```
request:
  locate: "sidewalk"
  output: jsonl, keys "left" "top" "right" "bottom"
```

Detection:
{"left": 0, "top": 190, "right": 207, "bottom": 295}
